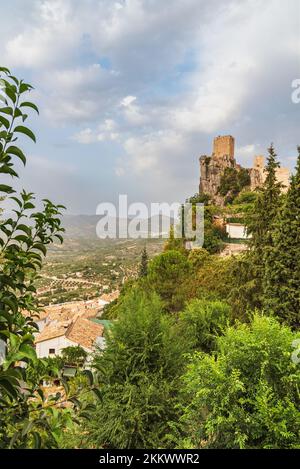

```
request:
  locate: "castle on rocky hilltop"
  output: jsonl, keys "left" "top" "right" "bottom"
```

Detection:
{"left": 199, "top": 135, "right": 290, "bottom": 205}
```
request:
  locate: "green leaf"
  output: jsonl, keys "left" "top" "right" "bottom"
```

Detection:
{"left": 21, "top": 420, "right": 34, "bottom": 437}
{"left": 6, "top": 146, "right": 26, "bottom": 165}
{"left": 10, "top": 196, "right": 23, "bottom": 208}
{"left": 91, "top": 387, "right": 103, "bottom": 401}
{"left": 16, "top": 223, "right": 31, "bottom": 235}
{"left": 20, "top": 102, "right": 39, "bottom": 114}
{"left": 0, "top": 67, "right": 10, "bottom": 74}
{"left": 19, "top": 344, "right": 37, "bottom": 361}
{"left": 8, "top": 75, "right": 19, "bottom": 86}
{"left": 14, "top": 108, "right": 23, "bottom": 118}
{"left": 2, "top": 296, "right": 18, "bottom": 313}
{"left": 0, "top": 130, "right": 8, "bottom": 139}
{"left": 19, "top": 83, "right": 33, "bottom": 94}
{"left": 54, "top": 234, "right": 64, "bottom": 244}
{"left": 0, "top": 115, "right": 10, "bottom": 129}
{"left": 0, "top": 184, "right": 15, "bottom": 193}
{"left": 82, "top": 369, "right": 94, "bottom": 386}
{"left": 13, "top": 126, "right": 36, "bottom": 142}
{"left": 32, "top": 432, "right": 41, "bottom": 449}
{"left": 14, "top": 234, "right": 30, "bottom": 244}
{"left": 61, "top": 378, "right": 70, "bottom": 396}
{"left": 0, "top": 165, "right": 18, "bottom": 177}
{"left": 5, "top": 87, "right": 16, "bottom": 104}
{"left": 0, "top": 106, "right": 13, "bottom": 116}
{"left": 24, "top": 202, "right": 35, "bottom": 209}
{"left": 0, "top": 378, "right": 19, "bottom": 400}
{"left": 33, "top": 243, "right": 47, "bottom": 255}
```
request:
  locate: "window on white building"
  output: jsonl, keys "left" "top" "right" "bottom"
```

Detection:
{"left": 49, "top": 348, "right": 55, "bottom": 355}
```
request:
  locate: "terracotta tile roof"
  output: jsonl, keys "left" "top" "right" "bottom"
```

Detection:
{"left": 23, "top": 300, "right": 102, "bottom": 323}
{"left": 66, "top": 318, "right": 104, "bottom": 350}
{"left": 35, "top": 321, "right": 71, "bottom": 343}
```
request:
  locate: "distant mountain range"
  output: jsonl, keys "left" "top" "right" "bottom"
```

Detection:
{"left": 62, "top": 214, "right": 175, "bottom": 239}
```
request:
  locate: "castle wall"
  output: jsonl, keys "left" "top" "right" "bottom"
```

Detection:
{"left": 249, "top": 155, "right": 290, "bottom": 192}
{"left": 276, "top": 167, "right": 290, "bottom": 193}
{"left": 199, "top": 136, "right": 290, "bottom": 202}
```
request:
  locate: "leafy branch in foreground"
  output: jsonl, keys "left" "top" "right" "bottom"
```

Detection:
{"left": 0, "top": 67, "right": 80, "bottom": 448}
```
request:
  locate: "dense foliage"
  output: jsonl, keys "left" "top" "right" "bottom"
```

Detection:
{"left": 0, "top": 67, "right": 87, "bottom": 449}
{"left": 85, "top": 290, "right": 190, "bottom": 448}
{"left": 180, "top": 315, "right": 300, "bottom": 449}
{"left": 218, "top": 167, "right": 251, "bottom": 203}
{"left": 263, "top": 148, "right": 300, "bottom": 327}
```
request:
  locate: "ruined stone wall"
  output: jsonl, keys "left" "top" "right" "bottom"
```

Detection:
{"left": 276, "top": 167, "right": 290, "bottom": 193}
{"left": 249, "top": 155, "right": 290, "bottom": 192}
{"left": 199, "top": 136, "right": 290, "bottom": 203}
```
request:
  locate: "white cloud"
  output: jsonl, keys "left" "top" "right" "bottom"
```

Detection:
{"left": 1, "top": 0, "right": 299, "bottom": 211}
{"left": 121, "top": 130, "right": 188, "bottom": 174}
{"left": 120, "top": 96, "right": 137, "bottom": 107}
{"left": 72, "top": 119, "right": 119, "bottom": 143}
{"left": 72, "top": 128, "right": 97, "bottom": 144}
{"left": 4, "top": 0, "right": 79, "bottom": 68}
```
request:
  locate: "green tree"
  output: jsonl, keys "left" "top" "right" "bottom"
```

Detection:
{"left": 84, "top": 290, "right": 189, "bottom": 449}
{"left": 179, "top": 315, "right": 300, "bottom": 449}
{"left": 61, "top": 346, "right": 88, "bottom": 368}
{"left": 187, "top": 247, "right": 210, "bottom": 270}
{"left": 263, "top": 147, "right": 300, "bottom": 327}
{"left": 218, "top": 167, "right": 250, "bottom": 203}
{"left": 246, "top": 144, "right": 282, "bottom": 305}
{"left": 0, "top": 67, "right": 77, "bottom": 448}
{"left": 164, "top": 224, "right": 186, "bottom": 253}
{"left": 139, "top": 246, "right": 148, "bottom": 278}
{"left": 147, "top": 250, "right": 190, "bottom": 312}
{"left": 247, "top": 144, "right": 282, "bottom": 252}
{"left": 179, "top": 299, "right": 231, "bottom": 353}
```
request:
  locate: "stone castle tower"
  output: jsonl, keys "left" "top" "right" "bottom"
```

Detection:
{"left": 199, "top": 135, "right": 289, "bottom": 204}
{"left": 199, "top": 135, "right": 238, "bottom": 205}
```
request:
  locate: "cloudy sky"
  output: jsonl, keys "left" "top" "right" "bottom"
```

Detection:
{"left": 1, "top": 0, "right": 300, "bottom": 214}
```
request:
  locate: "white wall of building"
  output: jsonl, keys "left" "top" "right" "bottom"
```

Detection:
{"left": 36, "top": 335, "right": 75, "bottom": 358}
{"left": 35, "top": 336, "right": 103, "bottom": 358}
{"left": 226, "top": 223, "right": 250, "bottom": 240}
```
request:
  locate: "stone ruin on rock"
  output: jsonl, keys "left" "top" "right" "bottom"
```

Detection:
{"left": 199, "top": 135, "right": 290, "bottom": 204}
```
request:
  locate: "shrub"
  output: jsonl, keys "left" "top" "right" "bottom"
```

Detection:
{"left": 85, "top": 290, "right": 190, "bottom": 449}
{"left": 180, "top": 315, "right": 300, "bottom": 449}
{"left": 179, "top": 299, "right": 231, "bottom": 352}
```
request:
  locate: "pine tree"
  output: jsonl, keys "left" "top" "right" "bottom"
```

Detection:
{"left": 139, "top": 246, "right": 148, "bottom": 277}
{"left": 263, "top": 147, "right": 300, "bottom": 327}
{"left": 247, "top": 144, "right": 282, "bottom": 250}
{"left": 164, "top": 224, "right": 185, "bottom": 252}
{"left": 246, "top": 144, "right": 282, "bottom": 304}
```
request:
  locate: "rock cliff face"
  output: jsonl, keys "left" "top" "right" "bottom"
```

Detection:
{"left": 199, "top": 136, "right": 240, "bottom": 205}
{"left": 199, "top": 135, "right": 289, "bottom": 204}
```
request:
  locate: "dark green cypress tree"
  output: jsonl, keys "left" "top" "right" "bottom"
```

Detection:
{"left": 263, "top": 147, "right": 300, "bottom": 327}
{"left": 247, "top": 144, "right": 282, "bottom": 250}
{"left": 246, "top": 144, "right": 282, "bottom": 304}
{"left": 139, "top": 245, "right": 148, "bottom": 277}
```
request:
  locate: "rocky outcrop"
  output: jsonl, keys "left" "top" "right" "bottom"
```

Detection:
{"left": 199, "top": 136, "right": 239, "bottom": 205}
{"left": 199, "top": 135, "right": 290, "bottom": 203}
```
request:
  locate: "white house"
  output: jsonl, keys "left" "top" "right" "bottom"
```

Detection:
{"left": 226, "top": 222, "right": 251, "bottom": 240}
{"left": 35, "top": 317, "right": 105, "bottom": 358}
